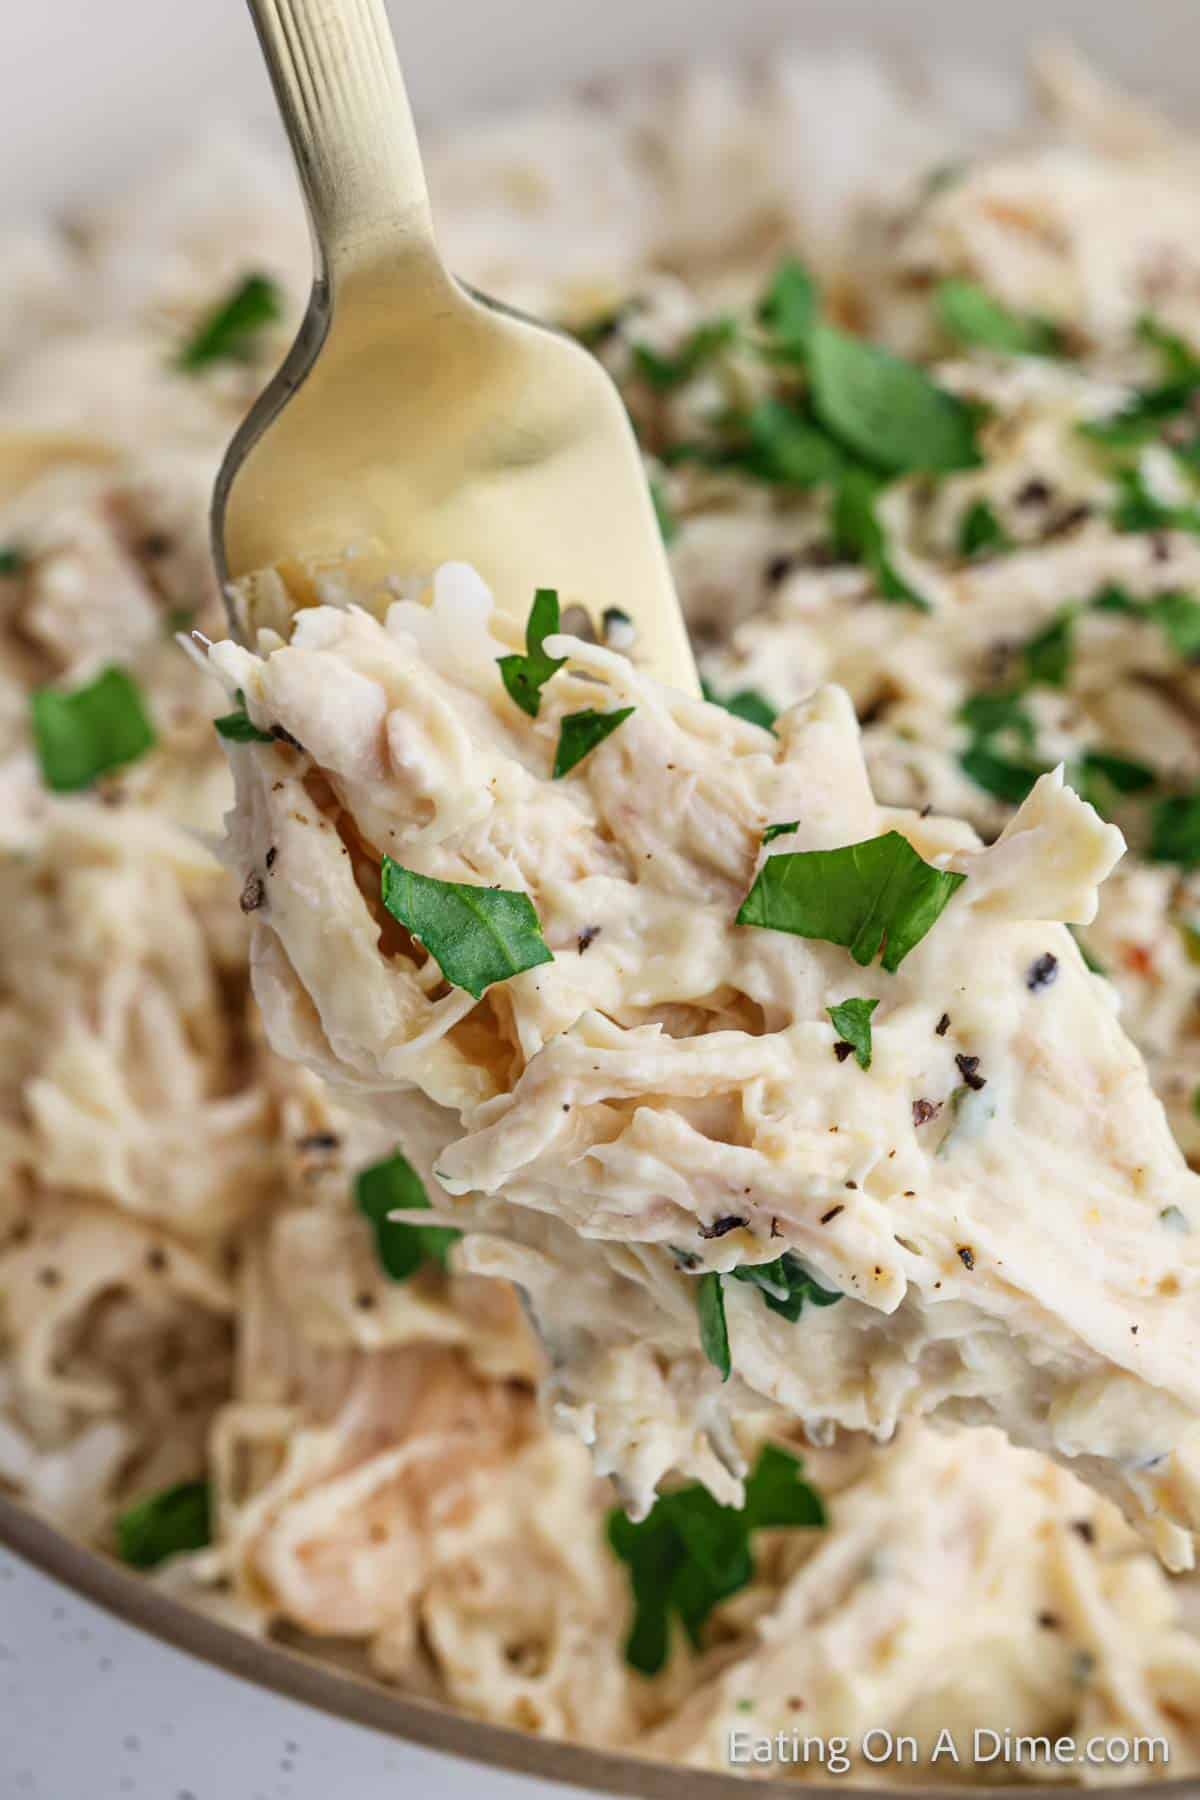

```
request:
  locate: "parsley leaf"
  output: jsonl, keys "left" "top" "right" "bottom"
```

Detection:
{"left": 757, "top": 259, "right": 818, "bottom": 354}
{"left": 936, "top": 279, "right": 1062, "bottom": 357}
{"left": 761, "top": 821, "right": 798, "bottom": 845}
{"left": 832, "top": 468, "right": 929, "bottom": 609}
{"left": 958, "top": 690, "right": 1035, "bottom": 748}
{"left": 30, "top": 666, "right": 156, "bottom": 792}
{"left": 553, "top": 706, "right": 636, "bottom": 778}
{"left": 380, "top": 858, "right": 554, "bottom": 999}
{"left": 632, "top": 317, "right": 738, "bottom": 391}
{"left": 649, "top": 477, "right": 677, "bottom": 545}
{"left": 1149, "top": 793, "right": 1200, "bottom": 868}
{"left": 1113, "top": 467, "right": 1200, "bottom": 537}
{"left": 958, "top": 497, "right": 1012, "bottom": 559}
{"left": 736, "top": 399, "right": 844, "bottom": 487}
{"left": 731, "top": 1254, "right": 843, "bottom": 1321}
{"left": 214, "top": 690, "right": 274, "bottom": 743}
{"left": 1076, "top": 749, "right": 1155, "bottom": 796}
{"left": 116, "top": 1480, "right": 211, "bottom": 1569}
{"left": 696, "top": 1271, "right": 731, "bottom": 1380}
{"left": 736, "top": 830, "right": 965, "bottom": 973}
{"left": 826, "top": 996, "right": 879, "bottom": 1069}
{"left": 1023, "top": 611, "right": 1074, "bottom": 687}
{"left": 1148, "top": 591, "right": 1200, "bottom": 659}
{"left": 1138, "top": 314, "right": 1200, "bottom": 383}
{"left": 355, "top": 1150, "right": 459, "bottom": 1279}
{"left": 497, "top": 587, "right": 566, "bottom": 717}
{"left": 0, "top": 545, "right": 27, "bottom": 576}
{"left": 809, "top": 323, "right": 981, "bottom": 474}
{"left": 177, "top": 272, "right": 282, "bottom": 372}
{"left": 701, "top": 680, "right": 777, "bottom": 731}
{"left": 607, "top": 1444, "right": 824, "bottom": 1674}
{"left": 959, "top": 744, "right": 1047, "bottom": 804}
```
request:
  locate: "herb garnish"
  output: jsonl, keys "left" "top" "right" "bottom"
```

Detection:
{"left": 0, "top": 545, "right": 27, "bottom": 576}
{"left": 177, "top": 272, "right": 282, "bottom": 372}
{"left": 825, "top": 997, "right": 879, "bottom": 1070}
{"left": 497, "top": 587, "right": 565, "bottom": 718}
{"left": 808, "top": 323, "right": 981, "bottom": 474}
{"left": 736, "top": 831, "right": 965, "bottom": 972}
{"left": 30, "top": 666, "right": 156, "bottom": 792}
{"left": 355, "top": 1150, "right": 459, "bottom": 1279}
{"left": 606, "top": 1443, "right": 825, "bottom": 1675}
{"left": 1023, "top": 611, "right": 1074, "bottom": 687}
{"left": 936, "top": 279, "right": 1063, "bottom": 357}
{"left": 757, "top": 259, "right": 818, "bottom": 354}
{"left": 116, "top": 1480, "right": 211, "bottom": 1568}
{"left": 958, "top": 497, "right": 1012, "bottom": 559}
{"left": 214, "top": 690, "right": 274, "bottom": 743}
{"left": 380, "top": 858, "right": 554, "bottom": 998}
{"left": 731, "top": 1254, "right": 842, "bottom": 1320}
{"left": 696, "top": 1271, "right": 731, "bottom": 1380}
{"left": 701, "top": 680, "right": 778, "bottom": 731}
{"left": 632, "top": 317, "right": 738, "bottom": 391}
{"left": 832, "top": 468, "right": 929, "bottom": 609}
{"left": 553, "top": 706, "right": 635, "bottom": 778}
{"left": 1149, "top": 793, "right": 1200, "bottom": 868}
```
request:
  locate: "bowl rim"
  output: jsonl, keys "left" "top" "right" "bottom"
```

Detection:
{"left": 0, "top": 1489, "right": 1192, "bottom": 1800}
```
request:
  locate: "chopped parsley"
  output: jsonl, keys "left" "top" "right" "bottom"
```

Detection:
{"left": 958, "top": 745, "right": 1046, "bottom": 805}
{"left": 631, "top": 316, "right": 737, "bottom": 390}
{"left": 1148, "top": 792, "right": 1200, "bottom": 868}
{"left": 701, "top": 679, "right": 777, "bottom": 731}
{"left": 1093, "top": 584, "right": 1200, "bottom": 659}
{"left": 731, "top": 1253, "right": 843, "bottom": 1320}
{"left": 607, "top": 1443, "right": 825, "bottom": 1676}
{"left": 808, "top": 323, "right": 981, "bottom": 475}
{"left": 1112, "top": 467, "right": 1200, "bottom": 538}
{"left": 832, "top": 468, "right": 929, "bottom": 609}
{"left": 1023, "top": 610, "right": 1074, "bottom": 687}
{"left": 756, "top": 259, "right": 818, "bottom": 354}
{"left": 825, "top": 996, "right": 879, "bottom": 1070}
{"left": 355, "top": 1150, "right": 459, "bottom": 1279}
{"left": 735, "top": 399, "right": 844, "bottom": 488}
{"left": 214, "top": 691, "right": 274, "bottom": 743}
{"left": 30, "top": 666, "right": 156, "bottom": 792}
{"left": 497, "top": 587, "right": 566, "bottom": 717}
{"left": 936, "top": 279, "right": 1063, "bottom": 357}
{"left": 695, "top": 1271, "right": 731, "bottom": 1380}
{"left": 177, "top": 272, "right": 282, "bottom": 372}
{"left": 1072, "top": 749, "right": 1156, "bottom": 818}
{"left": 380, "top": 858, "right": 554, "bottom": 999}
{"left": 958, "top": 497, "right": 1012, "bottom": 559}
{"left": 553, "top": 706, "right": 636, "bottom": 778}
{"left": 736, "top": 830, "right": 966, "bottom": 973}
{"left": 958, "top": 690, "right": 1035, "bottom": 748}
{"left": 116, "top": 1480, "right": 211, "bottom": 1569}
{"left": 0, "top": 545, "right": 27, "bottom": 577}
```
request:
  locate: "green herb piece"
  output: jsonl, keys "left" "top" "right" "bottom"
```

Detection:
{"left": 757, "top": 258, "right": 818, "bottom": 353}
{"left": 762, "top": 821, "right": 798, "bottom": 845}
{"left": 701, "top": 680, "right": 777, "bottom": 731}
{"left": 826, "top": 996, "right": 879, "bottom": 1070}
{"left": 573, "top": 302, "right": 636, "bottom": 350}
{"left": 809, "top": 323, "right": 981, "bottom": 474}
{"left": 958, "top": 690, "right": 1035, "bottom": 748}
{"left": 832, "top": 468, "right": 929, "bottom": 610}
{"left": 177, "top": 272, "right": 282, "bottom": 372}
{"left": 632, "top": 317, "right": 737, "bottom": 391}
{"left": 497, "top": 587, "right": 565, "bottom": 718}
{"left": 1112, "top": 467, "right": 1200, "bottom": 537}
{"left": 936, "top": 279, "right": 1062, "bottom": 357}
{"left": 606, "top": 1444, "right": 824, "bottom": 1674}
{"left": 696, "top": 1271, "right": 731, "bottom": 1380}
{"left": 0, "top": 545, "right": 27, "bottom": 576}
{"left": 650, "top": 477, "right": 677, "bottom": 545}
{"left": 380, "top": 857, "right": 554, "bottom": 999}
{"left": 214, "top": 690, "right": 274, "bottom": 743}
{"left": 1148, "top": 591, "right": 1200, "bottom": 659}
{"left": 736, "top": 829, "right": 966, "bottom": 973}
{"left": 1076, "top": 750, "right": 1156, "bottom": 795}
{"left": 553, "top": 706, "right": 635, "bottom": 778}
{"left": 30, "top": 666, "right": 156, "bottom": 792}
{"left": 1137, "top": 314, "right": 1200, "bottom": 383}
{"left": 731, "top": 1254, "right": 843, "bottom": 1321}
{"left": 959, "top": 745, "right": 1047, "bottom": 805}
{"left": 116, "top": 1480, "right": 211, "bottom": 1569}
{"left": 1090, "top": 583, "right": 1139, "bottom": 615}
{"left": 355, "top": 1150, "right": 459, "bottom": 1279}
{"left": 958, "top": 497, "right": 1012, "bottom": 559}
{"left": 1023, "top": 611, "right": 1074, "bottom": 688}
{"left": 1149, "top": 792, "right": 1200, "bottom": 868}
{"left": 737, "top": 399, "right": 844, "bottom": 488}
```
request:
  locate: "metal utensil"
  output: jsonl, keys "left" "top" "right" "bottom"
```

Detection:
{"left": 211, "top": 0, "right": 697, "bottom": 690}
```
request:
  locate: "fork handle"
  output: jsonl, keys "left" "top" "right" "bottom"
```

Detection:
{"left": 246, "top": 0, "right": 442, "bottom": 281}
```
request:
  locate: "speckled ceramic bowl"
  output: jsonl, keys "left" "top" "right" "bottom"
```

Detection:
{"left": 3, "top": 2, "right": 1200, "bottom": 1795}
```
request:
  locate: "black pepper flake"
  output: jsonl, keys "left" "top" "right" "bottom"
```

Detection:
{"left": 912, "top": 1098, "right": 942, "bottom": 1127}
{"left": 355, "top": 1292, "right": 375, "bottom": 1310}
{"left": 698, "top": 1215, "right": 748, "bottom": 1240}
{"left": 577, "top": 926, "right": 600, "bottom": 954}
{"left": 1044, "top": 501, "right": 1092, "bottom": 540}
{"left": 139, "top": 532, "right": 174, "bottom": 558}
{"left": 770, "top": 1216, "right": 782, "bottom": 1238}
{"left": 240, "top": 872, "right": 266, "bottom": 914}
{"left": 935, "top": 1013, "right": 951, "bottom": 1036}
{"left": 296, "top": 1131, "right": 340, "bottom": 1152}
{"left": 1037, "top": 1611, "right": 1061, "bottom": 1630}
{"left": 1016, "top": 477, "right": 1053, "bottom": 509}
{"left": 765, "top": 554, "right": 798, "bottom": 587}
{"left": 957, "top": 1245, "right": 976, "bottom": 1271}
{"left": 820, "top": 1205, "right": 845, "bottom": 1225}
{"left": 1026, "top": 952, "right": 1059, "bottom": 992}
{"left": 145, "top": 1247, "right": 168, "bottom": 1273}
{"left": 833, "top": 1041, "right": 855, "bottom": 1063}
{"left": 1071, "top": 1519, "right": 1096, "bottom": 1544}
{"left": 955, "top": 1053, "right": 986, "bottom": 1091}
{"left": 38, "top": 1267, "right": 61, "bottom": 1287}
{"left": 1151, "top": 531, "right": 1172, "bottom": 565}
{"left": 844, "top": 1180, "right": 857, "bottom": 1190}
{"left": 265, "top": 846, "right": 277, "bottom": 871}
{"left": 270, "top": 723, "right": 306, "bottom": 752}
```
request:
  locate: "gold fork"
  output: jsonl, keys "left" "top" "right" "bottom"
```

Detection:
{"left": 212, "top": 0, "right": 698, "bottom": 689}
